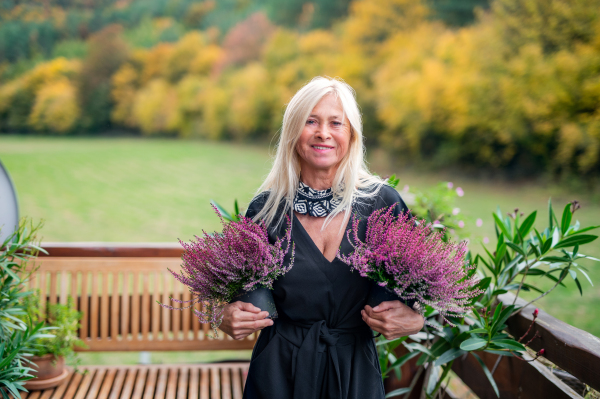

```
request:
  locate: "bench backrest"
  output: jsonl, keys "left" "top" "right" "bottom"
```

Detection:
{"left": 32, "top": 244, "right": 258, "bottom": 352}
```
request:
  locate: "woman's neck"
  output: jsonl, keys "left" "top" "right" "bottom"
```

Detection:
{"left": 300, "top": 166, "right": 338, "bottom": 190}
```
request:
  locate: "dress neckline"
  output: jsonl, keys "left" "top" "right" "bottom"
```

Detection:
{"left": 292, "top": 211, "right": 353, "bottom": 265}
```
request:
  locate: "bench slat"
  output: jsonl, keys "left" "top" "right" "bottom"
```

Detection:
{"left": 231, "top": 367, "right": 242, "bottom": 399}
{"left": 220, "top": 369, "right": 231, "bottom": 399}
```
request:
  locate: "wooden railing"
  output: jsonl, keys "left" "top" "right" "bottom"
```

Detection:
{"left": 37, "top": 243, "right": 600, "bottom": 398}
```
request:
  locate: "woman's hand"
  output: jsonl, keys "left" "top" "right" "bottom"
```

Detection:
{"left": 361, "top": 301, "right": 424, "bottom": 340}
{"left": 220, "top": 301, "right": 274, "bottom": 340}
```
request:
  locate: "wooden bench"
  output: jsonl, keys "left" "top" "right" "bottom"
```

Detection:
{"left": 27, "top": 243, "right": 257, "bottom": 399}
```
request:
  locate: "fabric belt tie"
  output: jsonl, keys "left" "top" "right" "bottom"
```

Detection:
{"left": 275, "top": 319, "right": 366, "bottom": 399}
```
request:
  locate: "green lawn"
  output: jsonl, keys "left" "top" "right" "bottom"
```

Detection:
{"left": 1, "top": 135, "right": 599, "bottom": 338}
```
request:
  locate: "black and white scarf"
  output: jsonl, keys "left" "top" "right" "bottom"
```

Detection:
{"left": 293, "top": 181, "right": 342, "bottom": 217}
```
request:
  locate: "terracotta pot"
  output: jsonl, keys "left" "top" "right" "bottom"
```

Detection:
{"left": 24, "top": 354, "right": 69, "bottom": 390}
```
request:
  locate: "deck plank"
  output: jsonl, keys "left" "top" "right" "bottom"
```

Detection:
{"left": 108, "top": 368, "right": 127, "bottom": 399}
{"left": 97, "top": 368, "right": 118, "bottom": 399}
{"left": 86, "top": 368, "right": 106, "bottom": 399}
{"left": 188, "top": 367, "right": 199, "bottom": 399}
{"left": 231, "top": 367, "right": 242, "bottom": 399}
{"left": 154, "top": 367, "right": 168, "bottom": 399}
{"left": 221, "top": 368, "right": 231, "bottom": 399}
{"left": 176, "top": 367, "right": 188, "bottom": 399}
{"left": 119, "top": 368, "right": 137, "bottom": 399}
{"left": 142, "top": 368, "right": 158, "bottom": 399}
{"left": 62, "top": 370, "right": 84, "bottom": 399}
{"left": 165, "top": 367, "right": 178, "bottom": 399}
{"left": 73, "top": 369, "right": 95, "bottom": 399}
{"left": 199, "top": 368, "right": 209, "bottom": 399}
{"left": 29, "top": 364, "right": 249, "bottom": 399}
{"left": 131, "top": 367, "right": 148, "bottom": 399}
{"left": 210, "top": 368, "right": 220, "bottom": 399}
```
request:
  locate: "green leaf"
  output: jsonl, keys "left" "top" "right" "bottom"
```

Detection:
{"left": 554, "top": 235, "right": 598, "bottom": 249}
{"left": 468, "top": 328, "right": 488, "bottom": 334}
{"left": 387, "top": 351, "right": 420, "bottom": 370}
{"left": 560, "top": 203, "right": 572, "bottom": 236}
{"left": 460, "top": 338, "right": 487, "bottom": 351}
{"left": 506, "top": 242, "right": 526, "bottom": 257}
{"left": 570, "top": 225, "right": 600, "bottom": 235}
{"left": 434, "top": 348, "right": 466, "bottom": 366}
{"left": 472, "top": 352, "right": 500, "bottom": 397}
{"left": 518, "top": 211, "right": 537, "bottom": 240}
{"left": 210, "top": 200, "right": 233, "bottom": 221}
{"left": 491, "top": 305, "right": 515, "bottom": 336}
{"left": 493, "top": 213, "right": 511, "bottom": 240}
{"left": 489, "top": 339, "right": 526, "bottom": 351}
{"left": 386, "top": 388, "right": 411, "bottom": 398}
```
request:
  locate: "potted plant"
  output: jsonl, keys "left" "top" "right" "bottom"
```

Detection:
{"left": 0, "top": 219, "right": 55, "bottom": 398}
{"left": 23, "top": 295, "right": 86, "bottom": 390}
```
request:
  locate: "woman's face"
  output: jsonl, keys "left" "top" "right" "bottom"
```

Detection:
{"left": 295, "top": 94, "right": 352, "bottom": 177}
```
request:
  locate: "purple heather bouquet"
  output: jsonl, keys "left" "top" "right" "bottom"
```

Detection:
{"left": 163, "top": 205, "right": 294, "bottom": 336}
{"left": 338, "top": 204, "right": 481, "bottom": 325}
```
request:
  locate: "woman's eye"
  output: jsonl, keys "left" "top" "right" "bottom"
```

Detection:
{"left": 306, "top": 119, "right": 317, "bottom": 125}
{"left": 332, "top": 121, "right": 342, "bottom": 127}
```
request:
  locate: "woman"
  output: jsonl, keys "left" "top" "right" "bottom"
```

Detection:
{"left": 220, "top": 77, "right": 424, "bottom": 399}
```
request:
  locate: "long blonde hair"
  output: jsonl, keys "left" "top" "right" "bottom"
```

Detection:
{"left": 254, "top": 76, "right": 385, "bottom": 229}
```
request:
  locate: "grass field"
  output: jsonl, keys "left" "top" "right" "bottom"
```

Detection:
{"left": 1, "top": 135, "right": 600, "bottom": 340}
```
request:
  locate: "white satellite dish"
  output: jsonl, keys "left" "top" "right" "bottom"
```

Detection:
{"left": 0, "top": 159, "right": 19, "bottom": 244}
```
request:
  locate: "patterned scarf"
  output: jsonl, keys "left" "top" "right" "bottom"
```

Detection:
{"left": 293, "top": 181, "right": 342, "bottom": 217}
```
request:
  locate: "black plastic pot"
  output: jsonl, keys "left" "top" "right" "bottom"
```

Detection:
{"left": 366, "top": 282, "right": 415, "bottom": 310}
{"left": 232, "top": 286, "right": 278, "bottom": 319}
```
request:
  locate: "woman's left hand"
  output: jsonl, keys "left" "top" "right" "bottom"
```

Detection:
{"left": 361, "top": 301, "right": 424, "bottom": 340}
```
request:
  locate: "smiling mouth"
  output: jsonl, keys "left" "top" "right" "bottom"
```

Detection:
{"left": 312, "top": 145, "right": 334, "bottom": 150}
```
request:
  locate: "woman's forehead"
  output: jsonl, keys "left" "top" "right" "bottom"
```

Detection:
{"left": 310, "top": 94, "right": 346, "bottom": 118}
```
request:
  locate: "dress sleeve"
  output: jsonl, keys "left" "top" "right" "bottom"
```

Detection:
{"left": 376, "top": 184, "right": 411, "bottom": 218}
{"left": 244, "top": 192, "right": 269, "bottom": 219}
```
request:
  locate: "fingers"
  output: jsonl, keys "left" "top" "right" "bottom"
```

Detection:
{"left": 236, "top": 309, "right": 270, "bottom": 321}
{"left": 235, "top": 301, "right": 262, "bottom": 313}
{"left": 361, "top": 309, "right": 385, "bottom": 330}
{"left": 371, "top": 300, "right": 403, "bottom": 313}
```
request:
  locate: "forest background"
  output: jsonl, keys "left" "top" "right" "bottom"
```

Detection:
{"left": 1, "top": 0, "right": 600, "bottom": 180}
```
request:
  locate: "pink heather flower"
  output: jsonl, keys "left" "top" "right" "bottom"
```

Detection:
{"left": 533, "top": 308, "right": 539, "bottom": 318}
{"left": 447, "top": 182, "right": 453, "bottom": 189}
{"left": 161, "top": 205, "right": 294, "bottom": 336}
{"left": 338, "top": 205, "right": 482, "bottom": 326}
{"left": 483, "top": 237, "right": 489, "bottom": 244}
{"left": 456, "top": 187, "right": 464, "bottom": 197}
{"left": 476, "top": 218, "right": 483, "bottom": 227}
{"left": 452, "top": 208, "right": 460, "bottom": 215}
{"left": 458, "top": 220, "right": 465, "bottom": 228}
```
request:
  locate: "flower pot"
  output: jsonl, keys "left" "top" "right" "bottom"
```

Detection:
{"left": 24, "top": 354, "right": 70, "bottom": 390}
{"left": 232, "top": 286, "right": 278, "bottom": 319}
{"left": 366, "top": 282, "right": 416, "bottom": 310}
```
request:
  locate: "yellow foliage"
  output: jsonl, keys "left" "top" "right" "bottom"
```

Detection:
{"left": 111, "top": 63, "right": 139, "bottom": 127}
{"left": 29, "top": 78, "right": 80, "bottom": 133}
{"left": 132, "top": 79, "right": 180, "bottom": 135}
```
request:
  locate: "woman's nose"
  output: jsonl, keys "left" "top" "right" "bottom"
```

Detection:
{"left": 314, "top": 122, "right": 332, "bottom": 139}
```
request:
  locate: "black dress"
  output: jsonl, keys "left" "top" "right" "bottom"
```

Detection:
{"left": 242, "top": 184, "right": 409, "bottom": 399}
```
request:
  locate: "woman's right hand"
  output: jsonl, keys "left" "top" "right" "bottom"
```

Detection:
{"left": 220, "top": 301, "right": 274, "bottom": 340}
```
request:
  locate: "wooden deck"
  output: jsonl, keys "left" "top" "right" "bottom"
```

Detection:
{"left": 22, "top": 363, "right": 249, "bottom": 399}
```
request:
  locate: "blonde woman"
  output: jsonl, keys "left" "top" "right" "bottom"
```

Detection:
{"left": 220, "top": 77, "right": 424, "bottom": 399}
